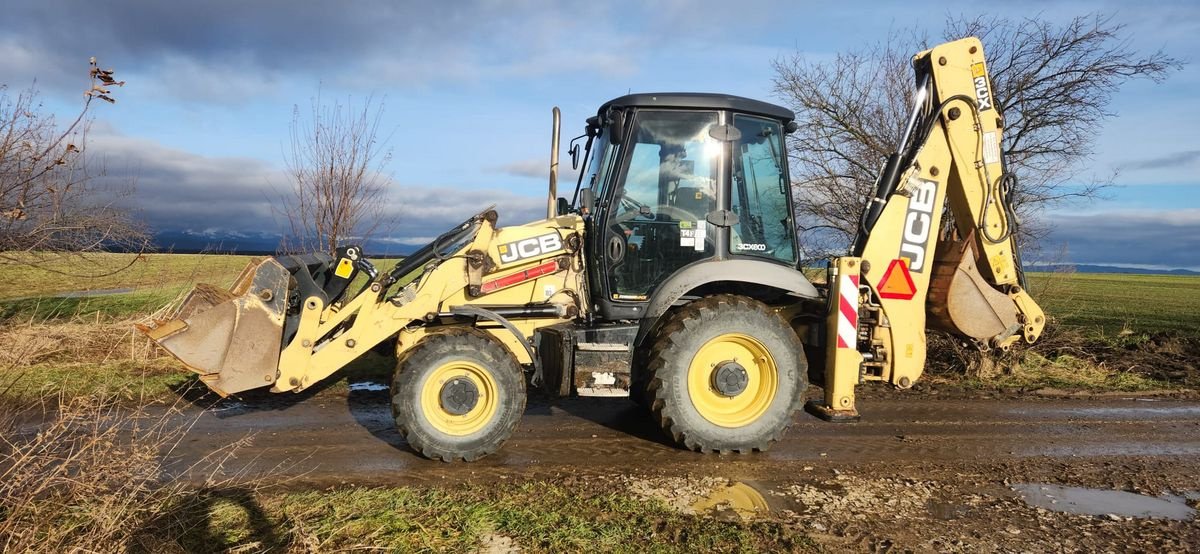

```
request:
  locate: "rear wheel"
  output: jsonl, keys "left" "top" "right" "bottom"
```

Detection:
{"left": 646, "top": 295, "right": 806, "bottom": 452}
{"left": 392, "top": 328, "right": 526, "bottom": 462}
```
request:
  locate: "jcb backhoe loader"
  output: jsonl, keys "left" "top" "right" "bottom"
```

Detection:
{"left": 140, "top": 37, "right": 1044, "bottom": 461}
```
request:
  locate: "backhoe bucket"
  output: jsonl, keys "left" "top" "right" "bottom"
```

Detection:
{"left": 927, "top": 239, "right": 1021, "bottom": 347}
{"left": 138, "top": 258, "right": 291, "bottom": 396}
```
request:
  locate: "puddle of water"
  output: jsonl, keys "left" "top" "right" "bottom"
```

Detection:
{"left": 210, "top": 401, "right": 247, "bottom": 414}
{"left": 349, "top": 382, "right": 389, "bottom": 392}
{"left": 1013, "top": 484, "right": 1195, "bottom": 521}
{"left": 1058, "top": 406, "right": 1200, "bottom": 417}
{"left": 691, "top": 482, "right": 772, "bottom": 521}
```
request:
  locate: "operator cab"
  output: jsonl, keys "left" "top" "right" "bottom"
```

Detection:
{"left": 570, "top": 93, "right": 801, "bottom": 321}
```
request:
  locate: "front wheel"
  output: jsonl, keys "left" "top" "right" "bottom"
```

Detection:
{"left": 645, "top": 295, "right": 806, "bottom": 453}
{"left": 391, "top": 328, "right": 526, "bottom": 462}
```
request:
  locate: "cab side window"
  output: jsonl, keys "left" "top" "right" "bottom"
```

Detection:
{"left": 730, "top": 115, "right": 795, "bottom": 264}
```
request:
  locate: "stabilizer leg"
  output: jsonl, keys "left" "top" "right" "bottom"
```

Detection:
{"left": 804, "top": 256, "right": 863, "bottom": 423}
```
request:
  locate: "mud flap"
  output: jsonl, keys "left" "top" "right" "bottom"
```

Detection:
{"left": 138, "top": 258, "right": 291, "bottom": 396}
{"left": 927, "top": 239, "right": 1020, "bottom": 347}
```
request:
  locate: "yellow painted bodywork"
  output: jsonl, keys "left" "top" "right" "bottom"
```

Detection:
{"left": 274, "top": 213, "right": 588, "bottom": 393}
{"left": 819, "top": 37, "right": 1047, "bottom": 416}
{"left": 145, "top": 37, "right": 1046, "bottom": 438}
{"left": 820, "top": 257, "right": 865, "bottom": 415}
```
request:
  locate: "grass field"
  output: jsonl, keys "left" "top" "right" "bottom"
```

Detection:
{"left": 165, "top": 482, "right": 808, "bottom": 553}
{"left": 1026, "top": 272, "right": 1200, "bottom": 335}
{"left": 0, "top": 253, "right": 254, "bottom": 321}
{"left": 2, "top": 254, "right": 1196, "bottom": 334}
{"left": 0, "top": 254, "right": 1197, "bottom": 403}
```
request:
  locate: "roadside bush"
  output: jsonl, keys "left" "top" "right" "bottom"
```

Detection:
{"left": 926, "top": 320, "right": 1198, "bottom": 390}
{"left": 0, "top": 388, "right": 248, "bottom": 552}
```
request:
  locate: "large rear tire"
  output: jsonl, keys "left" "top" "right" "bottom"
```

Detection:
{"left": 646, "top": 295, "right": 806, "bottom": 453}
{"left": 391, "top": 328, "right": 526, "bottom": 462}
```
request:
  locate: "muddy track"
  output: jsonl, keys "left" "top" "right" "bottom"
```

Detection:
{"left": 165, "top": 390, "right": 1200, "bottom": 487}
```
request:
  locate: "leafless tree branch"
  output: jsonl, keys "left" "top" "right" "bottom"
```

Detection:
{"left": 279, "top": 89, "right": 395, "bottom": 254}
{"left": 0, "top": 60, "right": 147, "bottom": 272}
{"left": 772, "top": 13, "right": 1181, "bottom": 258}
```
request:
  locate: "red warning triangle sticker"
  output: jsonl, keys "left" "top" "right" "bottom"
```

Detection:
{"left": 878, "top": 258, "right": 917, "bottom": 300}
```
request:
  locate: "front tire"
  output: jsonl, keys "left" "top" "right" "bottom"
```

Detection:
{"left": 391, "top": 328, "right": 526, "bottom": 462}
{"left": 646, "top": 295, "right": 806, "bottom": 453}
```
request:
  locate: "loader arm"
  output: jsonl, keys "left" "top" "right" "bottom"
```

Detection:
{"left": 141, "top": 208, "right": 588, "bottom": 396}
{"left": 809, "top": 37, "right": 1046, "bottom": 420}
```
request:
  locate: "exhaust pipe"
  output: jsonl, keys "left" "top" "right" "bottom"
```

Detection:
{"left": 548, "top": 106, "right": 561, "bottom": 219}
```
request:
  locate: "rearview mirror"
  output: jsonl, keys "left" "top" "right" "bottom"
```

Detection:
{"left": 608, "top": 109, "right": 625, "bottom": 146}
{"left": 557, "top": 197, "right": 571, "bottom": 215}
{"left": 569, "top": 143, "right": 581, "bottom": 171}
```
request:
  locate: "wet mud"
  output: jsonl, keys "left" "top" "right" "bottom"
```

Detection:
{"left": 159, "top": 388, "right": 1200, "bottom": 550}
{"left": 163, "top": 390, "right": 1200, "bottom": 484}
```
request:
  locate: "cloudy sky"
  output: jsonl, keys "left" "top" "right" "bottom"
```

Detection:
{"left": 3, "top": 0, "right": 1198, "bottom": 268}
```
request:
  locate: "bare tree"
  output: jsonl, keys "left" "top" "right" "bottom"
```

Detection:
{"left": 772, "top": 14, "right": 1181, "bottom": 258}
{"left": 281, "top": 91, "right": 394, "bottom": 254}
{"left": 0, "top": 59, "right": 147, "bottom": 268}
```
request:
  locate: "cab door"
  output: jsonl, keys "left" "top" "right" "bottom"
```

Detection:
{"left": 591, "top": 109, "right": 725, "bottom": 319}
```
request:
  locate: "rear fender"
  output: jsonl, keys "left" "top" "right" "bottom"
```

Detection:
{"left": 634, "top": 259, "right": 820, "bottom": 346}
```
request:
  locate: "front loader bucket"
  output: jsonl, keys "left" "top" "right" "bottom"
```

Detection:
{"left": 927, "top": 239, "right": 1021, "bottom": 347}
{"left": 138, "top": 258, "right": 291, "bottom": 396}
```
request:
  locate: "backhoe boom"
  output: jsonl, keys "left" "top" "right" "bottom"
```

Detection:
{"left": 808, "top": 37, "right": 1046, "bottom": 421}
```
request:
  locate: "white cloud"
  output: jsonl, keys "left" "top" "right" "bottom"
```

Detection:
{"left": 84, "top": 126, "right": 546, "bottom": 247}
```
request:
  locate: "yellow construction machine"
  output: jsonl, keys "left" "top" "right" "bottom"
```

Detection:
{"left": 141, "top": 37, "right": 1044, "bottom": 461}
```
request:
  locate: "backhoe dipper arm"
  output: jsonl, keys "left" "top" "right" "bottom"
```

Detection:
{"left": 809, "top": 37, "right": 1046, "bottom": 421}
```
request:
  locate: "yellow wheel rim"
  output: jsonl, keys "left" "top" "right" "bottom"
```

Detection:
{"left": 419, "top": 360, "right": 499, "bottom": 436}
{"left": 687, "top": 333, "right": 778, "bottom": 428}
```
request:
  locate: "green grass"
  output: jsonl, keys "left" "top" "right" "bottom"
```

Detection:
{"left": 0, "top": 289, "right": 181, "bottom": 321}
{"left": 0, "top": 252, "right": 256, "bottom": 300}
{"left": 1026, "top": 272, "right": 1200, "bottom": 335}
{"left": 165, "top": 483, "right": 811, "bottom": 553}
{"left": 0, "top": 359, "right": 197, "bottom": 405}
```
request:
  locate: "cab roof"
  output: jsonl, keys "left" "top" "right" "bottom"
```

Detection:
{"left": 597, "top": 92, "right": 795, "bottom": 124}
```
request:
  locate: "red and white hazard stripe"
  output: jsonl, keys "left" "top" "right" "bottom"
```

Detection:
{"left": 836, "top": 274, "right": 859, "bottom": 349}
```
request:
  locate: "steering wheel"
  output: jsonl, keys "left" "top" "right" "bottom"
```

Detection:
{"left": 611, "top": 203, "right": 703, "bottom": 228}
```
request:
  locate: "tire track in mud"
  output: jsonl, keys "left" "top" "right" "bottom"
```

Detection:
{"left": 157, "top": 393, "right": 1200, "bottom": 486}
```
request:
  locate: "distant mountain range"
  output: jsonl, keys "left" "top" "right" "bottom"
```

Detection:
{"left": 1025, "top": 264, "right": 1200, "bottom": 276}
{"left": 152, "top": 231, "right": 413, "bottom": 256}
{"left": 151, "top": 231, "right": 1199, "bottom": 276}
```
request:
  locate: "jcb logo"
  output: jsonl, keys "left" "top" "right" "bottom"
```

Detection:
{"left": 971, "top": 62, "right": 993, "bottom": 112}
{"left": 898, "top": 178, "right": 938, "bottom": 273}
{"left": 498, "top": 233, "right": 563, "bottom": 264}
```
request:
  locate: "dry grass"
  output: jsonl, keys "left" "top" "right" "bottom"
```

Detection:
{"left": 0, "top": 319, "right": 162, "bottom": 369}
{"left": 926, "top": 321, "right": 1193, "bottom": 392}
{"left": 0, "top": 387, "right": 251, "bottom": 553}
{"left": 0, "top": 291, "right": 200, "bottom": 403}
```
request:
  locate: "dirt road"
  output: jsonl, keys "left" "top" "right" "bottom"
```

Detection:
{"left": 170, "top": 389, "right": 1200, "bottom": 484}
{"left": 165, "top": 388, "right": 1200, "bottom": 550}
